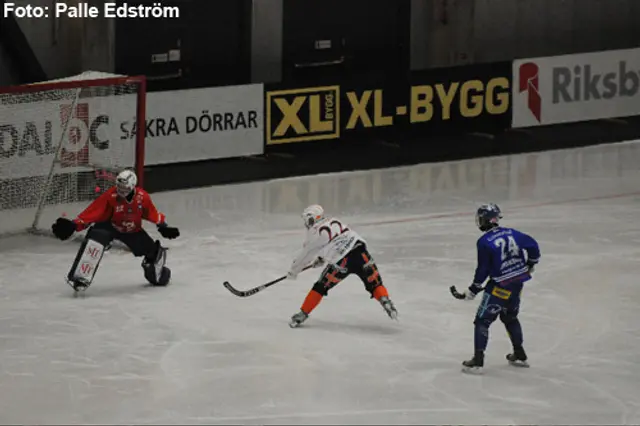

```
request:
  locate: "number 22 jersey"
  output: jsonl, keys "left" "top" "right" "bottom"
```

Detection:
{"left": 290, "top": 217, "right": 364, "bottom": 275}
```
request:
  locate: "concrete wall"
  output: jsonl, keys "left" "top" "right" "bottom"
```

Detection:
{"left": 0, "top": 44, "right": 19, "bottom": 85}
{"left": 411, "top": 0, "right": 640, "bottom": 70}
{"left": 79, "top": 0, "right": 116, "bottom": 74}
{"left": 259, "top": 0, "right": 640, "bottom": 77}
{"left": 8, "top": 0, "right": 83, "bottom": 79}
{"left": 6, "top": 0, "right": 640, "bottom": 84}
{"left": 82, "top": 0, "right": 272, "bottom": 83}
{"left": 250, "top": 0, "right": 283, "bottom": 83}
{"left": 1, "top": 0, "right": 115, "bottom": 81}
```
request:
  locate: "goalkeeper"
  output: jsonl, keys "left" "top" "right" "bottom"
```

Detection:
{"left": 51, "top": 169, "right": 180, "bottom": 291}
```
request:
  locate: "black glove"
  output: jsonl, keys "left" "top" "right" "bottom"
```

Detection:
{"left": 157, "top": 223, "right": 180, "bottom": 239}
{"left": 527, "top": 260, "right": 537, "bottom": 274}
{"left": 52, "top": 217, "right": 76, "bottom": 241}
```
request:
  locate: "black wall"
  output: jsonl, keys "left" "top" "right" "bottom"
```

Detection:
{"left": 282, "top": 0, "right": 410, "bottom": 84}
{"left": 0, "top": 11, "right": 46, "bottom": 83}
{"left": 115, "top": 0, "right": 252, "bottom": 92}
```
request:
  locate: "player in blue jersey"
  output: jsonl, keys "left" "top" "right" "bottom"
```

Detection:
{"left": 451, "top": 203, "right": 540, "bottom": 374}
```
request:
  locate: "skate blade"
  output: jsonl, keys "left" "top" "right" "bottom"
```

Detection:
{"left": 289, "top": 321, "right": 303, "bottom": 329}
{"left": 66, "top": 278, "right": 88, "bottom": 293}
{"left": 461, "top": 366, "right": 484, "bottom": 375}
{"left": 508, "top": 360, "right": 530, "bottom": 368}
{"left": 382, "top": 304, "right": 398, "bottom": 321}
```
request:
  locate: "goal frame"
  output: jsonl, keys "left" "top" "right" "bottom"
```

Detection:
{"left": 0, "top": 75, "right": 147, "bottom": 237}
{"left": 0, "top": 75, "right": 147, "bottom": 187}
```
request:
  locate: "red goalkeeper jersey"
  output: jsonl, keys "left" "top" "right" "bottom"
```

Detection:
{"left": 74, "top": 187, "right": 166, "bottom": 233}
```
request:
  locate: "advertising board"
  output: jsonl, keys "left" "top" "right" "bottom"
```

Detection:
{"left": 513, "top": 48, "right": 640, "bottom": 128}
{"left": 265, "top": 63, "right": 512, "bottom": 145}
{"left": 0, "top": 83, "right": 264, "bottom": 181}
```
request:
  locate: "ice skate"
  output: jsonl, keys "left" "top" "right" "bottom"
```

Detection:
{"left": 289, "top": 310, "right": 308, "bottom": 328}
{"left": 379, "top": 296, "right": 398, "bottom": 320}
{"left": 66, "top": 277, "right": 89, "bottom": 298}
{"left": 506, "top": 347, "right": 530, "bottom": 368}
{"left": 66, "top": 277, "right": 89, "bottom": 292}
{"left": 462, "top": 352, "right": 484, "bottom": 374}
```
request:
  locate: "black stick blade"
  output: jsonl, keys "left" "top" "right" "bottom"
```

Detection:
{"left": 223, "top": 281, "right": 246, "bottom": 297}
{"left": 222, "top": 281, "right": 265, "bottom": 297}
{"left": 450, "top": 285, "right": 467, "bottom": 300}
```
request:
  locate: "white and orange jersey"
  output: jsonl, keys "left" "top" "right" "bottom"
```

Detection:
{"left": 289, "top": 217, "right": 365, "bottom": 275}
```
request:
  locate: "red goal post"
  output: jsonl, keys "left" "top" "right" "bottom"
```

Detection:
{"left": 0, "top": 74, "right": 146, "bottom": 237}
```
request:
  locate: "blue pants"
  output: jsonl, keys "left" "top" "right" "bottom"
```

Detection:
{"left": 474, "top": 281, "right": 524, "bottom": 352}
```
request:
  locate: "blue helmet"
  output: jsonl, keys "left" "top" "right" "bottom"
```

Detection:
{"left": 476, "top": 203, "right": 502, "bottom": 232}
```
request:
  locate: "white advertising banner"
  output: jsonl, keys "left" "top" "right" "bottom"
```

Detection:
{"left": 0, "top": 93, "right": 137, "bottom": 180}
{"left": 512, "top": 48, "right": 640, "bottom": 128}
{"left": 143, "top": 84, "right": 264, "bottom": 165}
{"left": 0, "top": 84, "right": 264, "bottom": 180}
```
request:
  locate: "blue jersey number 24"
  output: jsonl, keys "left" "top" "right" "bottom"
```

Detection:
{"left": 494, "top": 236, "right": 520, "bottom": 260}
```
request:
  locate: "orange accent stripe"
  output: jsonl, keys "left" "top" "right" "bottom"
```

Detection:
{"left": 326, "top": 270, "right": 341, "bottom": 285}
{"left": 301, "top": 290, "right": 323, "bottom": 314}
{"left": 373, "top": 285, "right": 389, "bottom": 301}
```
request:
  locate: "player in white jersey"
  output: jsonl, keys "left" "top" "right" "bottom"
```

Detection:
{"left": 287, "top": 205, "right": 398, "bottom": 328}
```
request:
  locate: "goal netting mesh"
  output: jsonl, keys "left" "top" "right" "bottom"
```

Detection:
{"left": 0, "top": 73, "right": 146, "bottom": 236}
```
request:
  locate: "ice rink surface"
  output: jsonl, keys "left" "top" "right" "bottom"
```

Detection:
{"left": 1, "top": 141, "right": 640, "bottom": 425}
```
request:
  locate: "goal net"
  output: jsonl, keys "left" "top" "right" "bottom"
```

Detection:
{"left": 0, "top": 73, "right": 146, "bottom": 237}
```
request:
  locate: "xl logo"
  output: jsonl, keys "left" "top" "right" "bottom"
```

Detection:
{"left": 518, "top": 62, "right": 541, "bottom": 122}
{"left": 266, "top": 86, "right": 340, "bottom": 144}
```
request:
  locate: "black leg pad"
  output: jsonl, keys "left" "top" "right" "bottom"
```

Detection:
{"left": 158, "top": 267, "right": 171, "bottom": 286}
{"left": 142, "top": 241, "right": 169, "bottom": 286}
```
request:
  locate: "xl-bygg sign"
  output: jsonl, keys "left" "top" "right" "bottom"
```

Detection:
{"left": 405, "top": 78, "right": 509, "bottom": 124}
{"left": 513, "top": 47, "right": 640, "bottom": 128}
{"left": 266, "top": 65, "right": 510, "bottom": 145}
{"left": 343, "top": 80, "right": 509, "bottom": 130}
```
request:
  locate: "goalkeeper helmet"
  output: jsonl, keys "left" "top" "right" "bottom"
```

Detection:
{"left": 115, "top": 169, "right": 137, "bottom": 198}
{"left": 475, "top": 203, "right": 502, "bottom": 232}
{"left": 302, "top": 204, "right": 325, "bottom": 229}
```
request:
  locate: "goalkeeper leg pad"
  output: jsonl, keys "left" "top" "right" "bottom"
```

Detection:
{"left": 142, "top": 240, "right": 171, "bottom": 286}
{"left": 67, "top": 228, "right": 111, "bottom": 289}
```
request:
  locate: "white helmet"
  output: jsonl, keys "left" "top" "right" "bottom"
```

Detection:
{"left": 302, "top": 204, "right": 326, "bottom": 229}
{"left": 115, "top": 169, "right": 137, "bottom": 198}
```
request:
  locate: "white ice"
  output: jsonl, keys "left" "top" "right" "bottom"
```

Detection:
{"left": 1, "top": 141, "right": 640, "bottom": 425}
